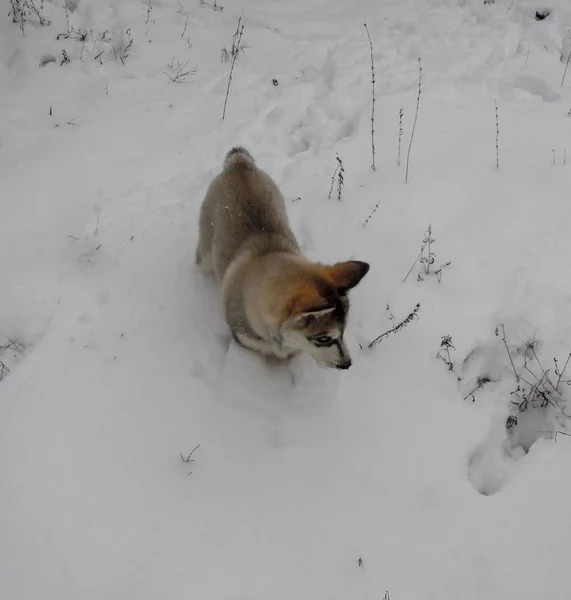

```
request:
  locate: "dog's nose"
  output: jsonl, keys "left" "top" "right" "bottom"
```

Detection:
{"left": 337, "top": 360, "right": 352, "bottom": 370}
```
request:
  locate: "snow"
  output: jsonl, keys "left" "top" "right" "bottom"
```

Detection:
{"left": 2, "top": 0, "right": 571, "bottom": 598}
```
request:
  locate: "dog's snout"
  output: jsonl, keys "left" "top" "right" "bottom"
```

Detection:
{"left": 337, "top": 359, "right": 352, "bottom": 370}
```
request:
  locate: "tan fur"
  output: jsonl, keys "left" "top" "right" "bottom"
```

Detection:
{"left": 196, "top": 147, "right": 369, "bottom": 369}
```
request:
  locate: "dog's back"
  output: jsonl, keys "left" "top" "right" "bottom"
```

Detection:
{"left": 196, "top": 147, "right": 299, "bottom": 280}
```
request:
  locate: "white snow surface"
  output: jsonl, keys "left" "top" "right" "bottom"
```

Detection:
{"left": 2, "top": 0, "right": 571, "bottom": 598}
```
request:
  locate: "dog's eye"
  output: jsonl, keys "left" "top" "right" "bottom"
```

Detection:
{"left": 312, "top": 335, "right": 334, "bottom": 347}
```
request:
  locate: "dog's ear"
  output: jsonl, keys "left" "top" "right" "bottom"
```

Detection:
{"left": 293, "top": 306, "right": 335, "bottom": 326}
{"left": 280, "top": 285, "right": 335, "bottom": 327}
{"left": 325, "top": 261, "right": 370, "bottom": 293}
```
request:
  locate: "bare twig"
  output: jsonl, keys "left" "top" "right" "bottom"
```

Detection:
{"left": 164, "top": 60, "right": 197, "bottom": 83}
{"left": 398, "top": 108, "right": 404, "bottom": 167}
{"left": 422, "top": 224, "right": 434, "bottom": 275}
{"left": 1, "top": 337, "right": 25, "bottom": 353}
{"left": 405, "top": 57, "right": 422, "bottom": 183}
{"left": 363, "top": 199, "right": 380, "bottom": 227}
{"left": 328, "top": 163, "right": 339, "bottom": 199}
{"left": 28, "top": 0, "right": 48, "bottom": 25}
{"left": 369, "top": 303, "right": 421, "bottom": 348}
{"left": 179, "top": 444, "right": 200, "bottom": 475}
{"left": 364, "top": 21, "right": 376, "bottom": 171}
{"left": 555, "top": 352, "right": 571, "bottom": 392}
{"left": 10, "top": 0, "right": 51, "bottom": 33}
{"left": 113, "top": 29, "right": 134, "bottom": 65}
{"left": 222, "top": 17, "right": 244, "bottom": 120}
{"left": 495, "top": 324, "right": 519, "bottom": 382}
{"left": 464, "top": 376, "right": 491, "bottom": 402}
{"left": 179, "top": 444, "right": 200, "bottom": 463}
{"left": 434, "top": 262, "right": 452, "bottom": 283}
{"left": 336, "top": 155, "right": 344, "bottom": 201}
{"left": 64, "top": 1, "right": 70, "bottom": 34}
{"left": 525, "top": 340, "right": 558, "bottom": 394}
{"left": 404, "top": 224, "right": 448, "bottom": 282}
{"left": 146, "top": 0, "right": 153, "bottom": 24}
{"left": 403, "top": 248, "right": 424, "bottom": 283}
{"left": 561, "top": 40, "right": 571, "bottom": 88}
{"left": 537, "top": 430, "right": 571, "bottom": 443}
{"left": 327, "top": 155, "right": 344, "bottom": 201}
{"left": 0, "top": 360, "right": 9, "bottom": 382}
{"left": 386, "top": 304, "right": 395, "bottom": 326}
{"left": 181, "top": 15, "right": 189, "bottom": 39}
{"left": 495, "top": 100, "right": 500, "bottom": 169}
{"left": 437, "top": 335, "right": 456, "bottom": 371}
{"left": 199, "top": 0, "right": 224, "bottom": 11}
{"left": 57, "top": 26, "right": 88, "bottom": 42}
{"left": 499, "top": 333, "right": 569, "bottom": 414}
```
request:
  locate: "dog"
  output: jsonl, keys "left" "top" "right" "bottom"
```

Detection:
{"left": 195, "top": 147, "right": 369, "bottom": 370}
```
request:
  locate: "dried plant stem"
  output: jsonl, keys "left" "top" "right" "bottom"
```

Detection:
{"left": 497, "top": 324, "right": 519, "bottom": 382}
{"left": 533, "top": 430, "right": 571, "bottom": 444}
{"left": 369, "top": 303, "right": 421, "bottom": 348}
{"left": 0, "top": 360, "right": 9, "bottom": 382}
{"left": 364, "top": 21, "right": 376, "bottom": 171}
{"left": 164, "top": 60, "right": 197, "bottom": 83}
{"left": 556, "top": 352, "right": 571, "bottom": 391}
{"left": 561, "top": 42, "right": 571, "bottom": 88}
{"left": 405, "top": 57, "right": 422, "bottom": 184}
{"left": 336, "top": 155, "right": 344, "bottom": 201}
{"left": 64, "top": 1, "right": 71, "bottom": 34}
{"left": 181, "top": 15, "right": 189, "bottom": 39}
{"left": 495, "top": 101, "right": 500, "bottom": 169}
{"left": 222, "top": 18, "right": 244, "bottom": 120}
{"left": 328, "top": 164, "right": 339, "bottom": 199}
{"left": 327, "top": 155, "right": 344, "bottom": 201}
{"left": 398, "top": 108, "right": 404, "bottom": 167}
{"left": 403, "top": 228, "right": 429, "bottom": 283}
{"left": 403, "top": 247, "right": 424, "bottom": 283}
{"left": 363, "top": 199, "right": 380, "bottom": 227}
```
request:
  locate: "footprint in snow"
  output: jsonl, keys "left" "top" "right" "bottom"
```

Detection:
{"left": 512, "top": 76, "right": 561, "bottom": 103}
{"left": 463, "top": 328, "right": 566, "bottom": 495}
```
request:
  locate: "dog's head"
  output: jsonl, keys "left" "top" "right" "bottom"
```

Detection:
{"left": 278, "top": 260, "right": 369, "bottom": 370}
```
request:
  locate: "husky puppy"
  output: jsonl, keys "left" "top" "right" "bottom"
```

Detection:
{"left": 196, "top": 147, "right": 369, "bottom": 370}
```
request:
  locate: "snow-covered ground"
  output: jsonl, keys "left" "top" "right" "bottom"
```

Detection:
{"left": 2, "top": 0, "right": 571, "bottom": 598}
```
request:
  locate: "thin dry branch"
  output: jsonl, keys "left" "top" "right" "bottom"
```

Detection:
{"left": 164, "top": 60, "right": 197, "bottom": 83}
{"left": 495, "top": 100, "right": 500, "bottom": 169}
{"left": 405, "top": 57, "right": 422, "bottom": 183}
{"left": 222, "top": 17, "right": 244, "bottom": 120}
{"left": 496, "top": 324, "right": 519, "bottom": 382}
{"left": 369, "top": 303, "right": 421, "bottom": 348}
{"left": 364, "top": 21, "right": 376, "bottom": 171}
{"left": 561, "top": 42, "right": 571, "bottom": 88}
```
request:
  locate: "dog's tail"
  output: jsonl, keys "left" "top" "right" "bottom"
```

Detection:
{"left": 223, "top": 146, "right": 255, "bottom": 170}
